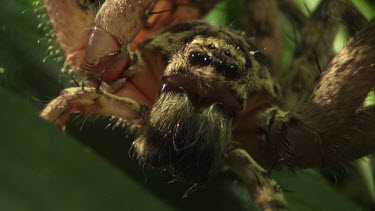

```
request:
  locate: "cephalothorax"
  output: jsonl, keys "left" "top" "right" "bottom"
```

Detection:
{"left": 133, "top": 21, "right": 278, "bottom": 184}
{"left": 40, "top": 0, "right": 375, "bottom": 210}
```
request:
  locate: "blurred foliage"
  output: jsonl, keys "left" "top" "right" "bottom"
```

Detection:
{"left": 0, "top": 0, "right": 374, "bottom": 210}
{"left": 0, "top": 87, "right": 173, "bottom": 211}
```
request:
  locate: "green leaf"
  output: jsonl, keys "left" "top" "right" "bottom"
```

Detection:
{"left": 0, "top": 87, "right": 173, "bottom": 211}
{"left": 274, "top": 170, "right": 364, "bottom": 211}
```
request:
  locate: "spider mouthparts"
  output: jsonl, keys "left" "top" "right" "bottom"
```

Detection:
{"left": 160, "top": 75, "right": 242, "bottom": 112}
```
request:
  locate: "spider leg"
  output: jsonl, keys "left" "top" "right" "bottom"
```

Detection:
{"left": 94, "top": 0, "right": 156, "bottom": 44}
{"left": 277, "top": 0, "right": 307, "bottom": 31}
{"left": 132, "top": 0, "right": 221, "bottom": 48}
{"left": 244, "top": 0, "right": 282, "bottom": 76}
{"left": 226, "top": 149, "right": 287, "bottom": 211}
{"left": 252, "top": 20, "right": 375, "bottom": 168}
{"left": 255, "top": 107, "right": 323, "bottom": 168}
{"left": 85, "top": 0, "right": 221, "bottom": 90}
{"left": 280, "top": 0, "right": 368, "bottom": 109}
{"left": 41, "top": 87, "right": 147, "bottom": 127}
{"left": 44, "top": 0, "right": 95, "bottom": 69}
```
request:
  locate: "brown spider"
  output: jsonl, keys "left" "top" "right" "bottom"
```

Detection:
{"left": 40, "top": 0, "right": 375, "bottom": 210}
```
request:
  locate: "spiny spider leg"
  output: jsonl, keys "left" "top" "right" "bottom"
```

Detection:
{"left": 226, "top": 149, "right": 286, "bottom": 211}
{"left": 41, "top": 87, "right": 147, "bottom": 127}
{"left": 44, "top": 0, "right": 94, "bottom": 69}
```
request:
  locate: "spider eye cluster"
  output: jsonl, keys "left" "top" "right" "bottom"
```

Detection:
{"left": 187, "top": 48, "right": 242, "bottom": 79}
{"left": 216, "top": 60, "right": 238, "bottom": 79}
{"left": 189, "top": 51, "right": 213, "bottom": 66}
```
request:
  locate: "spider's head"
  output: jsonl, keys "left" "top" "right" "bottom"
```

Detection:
{"left": 133, "top": 22, "right": 276, "bottom": 184}
{"left": 161, "top": 35, "right": 252, "bottom": 113}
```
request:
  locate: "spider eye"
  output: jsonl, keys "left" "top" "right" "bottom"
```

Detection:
{"left": 189, "top": 51, "right": 213, "bottom": 66}
{"left": 224, "top": 50, "right": 232, "bottom": 57}
{"left": 216, "top": 60, "right": 239, "bottom": 79}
